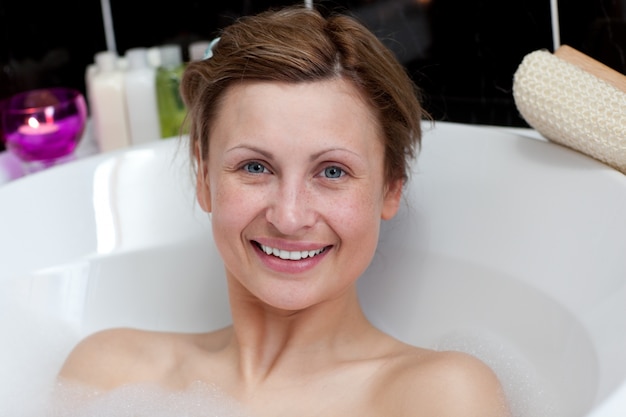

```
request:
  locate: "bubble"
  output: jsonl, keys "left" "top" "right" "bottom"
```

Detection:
{"left": 48, "top": 380, "right": 251, "bottom": 417}
{"left": 435, "top": 329, "right": 560, "bottom": 417}
{"left": 0, "top": 296, "right": 80, "bottom": 417}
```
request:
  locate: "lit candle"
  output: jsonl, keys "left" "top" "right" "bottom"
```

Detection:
{"left": 18, "top": 106, "right": 59, "bottom": 135}
{"left": 18, "top": 116, "right": 59, "bottom": 135}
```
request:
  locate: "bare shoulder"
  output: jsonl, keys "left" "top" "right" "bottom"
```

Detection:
{"left": 57, "top": 327, "right": 185, "bottom": 390}
{"left": 377, "top": 346, "right": 511, "bottom": 417}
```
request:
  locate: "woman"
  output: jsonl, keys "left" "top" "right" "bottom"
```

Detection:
{"left": 58, "top": 5, "right": 511, "bottom": 416}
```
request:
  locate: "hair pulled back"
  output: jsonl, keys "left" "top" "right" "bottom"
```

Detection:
{"left": 180, "top": 5, "right": 426, "bottom": 183}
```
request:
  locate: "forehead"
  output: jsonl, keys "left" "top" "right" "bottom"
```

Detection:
{"left": 211, "top": 78, "right": 382, "bottom": 143}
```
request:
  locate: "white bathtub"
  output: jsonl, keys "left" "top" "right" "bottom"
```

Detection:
{"left": 1, "top": 121, "right": 625, "bottom": 417}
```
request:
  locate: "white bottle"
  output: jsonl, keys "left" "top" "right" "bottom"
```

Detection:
{"left": 147, "top": 46, "right": 161, "bottom": 68}
{"left": 90, "top": 51, "right": 131, "bottom": 152}
{"left": 84, "top": 63, "right": 97, "bottom": 114}
{"left": 189, "top": 40, "right": 210, "bottom": 62}
{"left": 85, "top": 51, "right": 116, "bottom": 144}
{"left": 123, "top": 47, "right": 160, "bottom": 145}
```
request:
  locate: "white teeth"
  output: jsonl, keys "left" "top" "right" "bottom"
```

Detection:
{"left": 259, "top": 244, "right": 326, "bottom": 260}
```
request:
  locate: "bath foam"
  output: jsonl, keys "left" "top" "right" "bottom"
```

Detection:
{"left": 359, "top": 248, "right": 598, "bottom": 417}
{"left": 436, "top": 329, "right": 559, "bottom": 417}
{"left": 0, "top": 293, "right": 80, "bottom": 417}
{"left": 512, "top": 45, "right": 626, "bottom": 174}
{"left": 48, "top": 380, "right": 251, "bottom": 417}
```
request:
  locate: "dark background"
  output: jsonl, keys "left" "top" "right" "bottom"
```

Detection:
{"left": 1, "top": 0, "right": 625, "bottom": 151}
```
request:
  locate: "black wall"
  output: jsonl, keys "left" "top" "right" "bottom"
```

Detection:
{"left": 1, "top": 0, "right": 625, "bottom": 146}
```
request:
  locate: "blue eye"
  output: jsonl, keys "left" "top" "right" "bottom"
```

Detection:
{"left": 243, "top": 162, "right": 267, "bottom": 174}
{"left": 323, "top": 166, "right": 344, "bottom": 179}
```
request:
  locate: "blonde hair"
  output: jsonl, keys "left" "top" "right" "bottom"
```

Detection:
{"left": 180, "top": 5, "right": 427, "bottom": 183}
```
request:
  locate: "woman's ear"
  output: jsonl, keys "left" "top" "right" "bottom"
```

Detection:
{"left": 381, "top": 179, "right": 403, "bottom": 220}
{"left": 195, "top": 146, "right": 211, "bottom": 213}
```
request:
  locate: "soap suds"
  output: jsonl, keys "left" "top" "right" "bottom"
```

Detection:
{"left": 48, "top": 380, "right": 251, "bottom": 417}
{"left": 436, "top": 329, "right": 560, "bottom": 417}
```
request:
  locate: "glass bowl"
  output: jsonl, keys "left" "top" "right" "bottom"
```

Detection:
{"left": 1, "top": 87, "right": 87, "bottom": 172}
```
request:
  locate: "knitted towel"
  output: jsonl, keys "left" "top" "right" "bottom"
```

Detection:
{"left": 512, "top": 47, "right": 626, "bottom": 174}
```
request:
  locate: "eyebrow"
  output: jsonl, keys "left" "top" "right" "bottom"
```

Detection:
{"left": 225, "top": 144, "right": 272, "bottom": 159}
{"left": 225, "top": 144, "right": 365, "bottom": 163}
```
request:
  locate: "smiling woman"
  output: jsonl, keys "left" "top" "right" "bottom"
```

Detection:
{"left": 197, "top": 79, "right": 396, "bottom": 311}
{"left": 55, "top": 5, "right": 511, "bottom": 417}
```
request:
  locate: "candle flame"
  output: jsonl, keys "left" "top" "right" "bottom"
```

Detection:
{"left": 27, "top": 117, "right": 40, "bottom": 129}
{"left": 44, "top": 106, "right": 55, "bottom": 124}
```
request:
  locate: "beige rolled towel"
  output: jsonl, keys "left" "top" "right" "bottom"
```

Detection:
{"left": 513, "top": 45, "right": 626, "bottom": 174}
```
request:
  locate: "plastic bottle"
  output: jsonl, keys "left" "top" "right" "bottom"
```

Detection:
{"left": 84, "top": 62, "right": 98, "bottom": 114}
{"left": 123, "top": 47, "right": 160, "bottom": 145}
{"left": 155, "top": 44, "right": 187, "bottom": 139}
{"left": 89, "top": 51, "right": 131, "bottom": 152}
{"left": 84, "top": 51, "right": 115, "bottom": 144}
{"left": 189, "top": 40, "right": 210, "bottom": 62}
{"left": 147, "top": 46, "right": 161, "bottom": 68}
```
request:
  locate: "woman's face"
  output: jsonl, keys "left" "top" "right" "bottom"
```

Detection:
{"left": 196, "top": 78, "right": 402, "bottom": 311}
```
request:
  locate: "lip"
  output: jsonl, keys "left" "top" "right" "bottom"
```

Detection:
{"left": 251, "top": 239, "right": 332, "bottom": 274}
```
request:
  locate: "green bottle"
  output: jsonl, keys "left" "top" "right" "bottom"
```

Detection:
{"left": 155, "top": 44, "right": 187, "bottom": 139}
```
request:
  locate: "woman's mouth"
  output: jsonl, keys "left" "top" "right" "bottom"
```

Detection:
{"left": 254, "top": 242, "right": 329, "bottom": 261}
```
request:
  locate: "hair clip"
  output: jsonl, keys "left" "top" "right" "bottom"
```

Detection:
{"left": 203, "top": 37, "right": 221, "bottom": 60}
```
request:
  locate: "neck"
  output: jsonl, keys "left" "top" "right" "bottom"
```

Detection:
{"left": 224, "top": 282, "right": 376, "bottom": 384}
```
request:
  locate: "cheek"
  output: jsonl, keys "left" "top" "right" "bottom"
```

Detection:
{"left": 209, "top": 182, "right": 255, "bottom": 247}
{"left": 328, "top": 189, "right": 384, "bottom": 243}
{"left": 331, "top": 195, "right": 383, "bottom": 282}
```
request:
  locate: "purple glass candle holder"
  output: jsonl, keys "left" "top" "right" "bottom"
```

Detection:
{"left": 1, "top": 87, "right": 87, "bottom": 172}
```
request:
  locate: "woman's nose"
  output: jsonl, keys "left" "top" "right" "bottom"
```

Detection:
{"left": 265, "top": 180, "right": 316, "bottom": 235}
